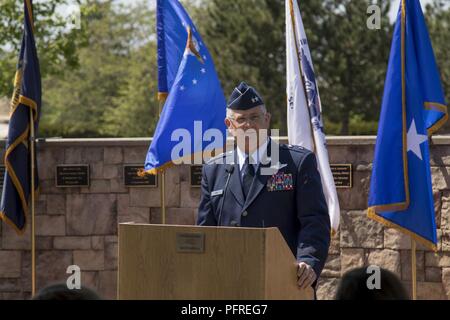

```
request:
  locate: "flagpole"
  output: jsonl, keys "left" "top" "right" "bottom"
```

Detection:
{"left": 158, "top": 97, "right": 166, "bottom": 224}
{"left": 411, "top": 238, "right": 417, "bottom": 300}
{"left": 29, "top": 107, "right": 36, "bottom": 296}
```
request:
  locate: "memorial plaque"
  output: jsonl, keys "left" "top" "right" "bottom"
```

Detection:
{"left": 0, "top": 166, "right": 5, "bottom": 187}
{"left": 330, "top": 164, "right": 352, "bottom": 188}
{"left": 56, "top": 165, "right": 89, "bottom": 187}
{"left": 123, "top": 165, "right": 157, "bottom": 187}
{"left": 190, "top": 165, "right": 203, "bottom": 187}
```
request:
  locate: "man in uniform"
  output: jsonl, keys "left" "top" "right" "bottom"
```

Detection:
{"left": 197, "top": 82, "right": 330, "bottom": 290}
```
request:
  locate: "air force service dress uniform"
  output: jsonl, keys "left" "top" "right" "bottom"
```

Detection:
{"left": 196, "top": 82, "right": 331, "bottom": 279}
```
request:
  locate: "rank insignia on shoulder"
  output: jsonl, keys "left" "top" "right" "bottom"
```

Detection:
{"left": 266, "top": 172, "right": 294, "bottom": 192}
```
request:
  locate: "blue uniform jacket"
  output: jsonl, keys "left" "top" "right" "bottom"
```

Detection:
{"left": 196, "top": 140, "right": 331, "bottom": 278}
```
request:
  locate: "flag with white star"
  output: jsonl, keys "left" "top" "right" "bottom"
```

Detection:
{"left": 368, "top": 0, "right": 448, "bottom": 250}
{"left": 144, "top": 0, "right": 226, "bottom": 173}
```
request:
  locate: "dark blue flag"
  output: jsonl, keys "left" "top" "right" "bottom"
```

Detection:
{"left": 0, "top": 0, "right": 41, "bottom": 234}
{"left": 143, "top": 0, "right": 226, "bottom": 174}
{"left": 368, "top": 0, "right": 447, "bottom": 250}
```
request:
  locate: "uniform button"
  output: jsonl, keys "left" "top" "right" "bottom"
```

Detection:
{"left": 230, "top": 220, "right": 240, "bottom": 227}
{"left": 242, "top": 211, "right": 248, "bottom": 217}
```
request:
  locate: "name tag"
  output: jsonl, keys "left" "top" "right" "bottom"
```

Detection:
{"left": 211, "top": 189, "right": 223, "bottom": 197}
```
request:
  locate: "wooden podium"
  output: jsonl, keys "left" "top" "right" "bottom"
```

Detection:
{"left": 118, "top": 223, "right": 314, "bottom": 300}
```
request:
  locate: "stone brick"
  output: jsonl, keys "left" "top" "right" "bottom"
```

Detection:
{"left": 118, "top": 207, "right": 150, "bottom": 224}
{"left": 0, "top": 251, "right": 21, "bottom": 277}
{"left": 340, "top": 248, "right": 364, "bottom": 275}
{"left": 442, "top": 233, "right": 450, "bottom": 251}
{"left": 340, "top": 211, "right": 383, "bottom": 248}
{"left": 46, "top": 194, "right": 65, "bottom": 215}
{"left": 53, "top": 236, "right": 91, "bottom": 250}
{"left": 25, "top": 251, "right": 73, "bottom": 290}
{"left": 104, "top": 147, "right": 123, "bottom": 165}
{"left": 0, "top": 278, "right": 19, "bottom": 292}
{"left": 321, "top": 254, "right": 340, "bottom": 278}
{"left": 98, "top": 271, "right": 117, "bottom": 300}
{"left": 129, "top": 187, "right": 160, "bottom": 207}
{"left": 117, "top": 194, "right": 129, "bottom": 215}
{"left": 91, "top": 162, "right": 104, "bottom": 179}
{"left": 81, "top": 271, "right": 98, "bottom": 291}
{"left": 400, "top": 250, "right": 425, "bottom": 282}
{"left": 150, "top": 207, "right": 162, "bottom": 224}
{"left": 328, "top": 231, "right": 340, "bottom": 255}
{"left": 38, "top": 148, "right": 65, "bottom": 180}
{"left": 425, "top": 267, "right": 441, "bottom": 282}
{"left": 384, "top": 228, "right": 436, "bottom": 251}
{"left": 2, "top": 223, "right": 30, "bottom": 249}
{"left": 110, "top": 178, "right": 127, "bottom": 193}
{"left": 66, "top": 194, "right": 117, "bottom": 235}
{"left": 91, "top": 236, "right": 104, "bottom": 250}
{"left": 73, "top": 250, "right": 104, "bottom": 271}
{"left": 105, "top": 242, "right": 118, "bottom": 270}
{"left": 442, "top": 268, "right": 450, "bottom": 299}
{"left": 165, "top": 167, "right": 181, "bottom": 207}
{"left": 104, "top": 236, "right": 117, "bottom": 244}
{"left": 367, "top": 249, "right": 401, "bottom": 275}
{"left": 402, "top": 281, "right": 447, "bottom": 300}
{"left": 81, "top": 180, "right": 110, "bottom": 194}
{"left": 337, "top": 172, "right": 371, "bottom": 210}
{"left": 316, "top": 277, "right": 339, "bottom": 300}
{"left": 36, "top": 236, "right": 53, "bottom": 250}
{"left": 123, "top": 147, "right": 145, "bottom": 163}
{"left": 180, "top": 181, "right": 201, "bottom": 208}
{"left": 166, "top": 208, "right": 196, "bottom": 225}
{"left": 36, "top": 215, "right": 66, "bottom": 236}
{"left": 84, "top": 147, "right": 104, "bottom": 163}
{"left": 35, "top": 199, "right": 47, "bottom": 215}
{"left": 425, "top": 252, "right": 450, "bottom": 267}
{"left": 103, "top": 165, "right": 119, "bottom": 180}
{"left": 65, "top": 147, "right": 84, "bottom": 163}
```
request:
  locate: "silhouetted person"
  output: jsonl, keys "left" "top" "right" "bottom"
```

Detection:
{"left": 335, "top": 267, "right": 409, "bottom": 300}
{"left": 32, "top": 283, "right": 102, "bottom": 300}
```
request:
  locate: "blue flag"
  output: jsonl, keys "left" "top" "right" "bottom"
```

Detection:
{"left": 368, "top": 0, "right": 447, "bottom": 250}
{"left": 0, "top": 0, "right": 41, "bottom": 234}
{"left": 144, "top": 0, "right": 226, "bottom": 173}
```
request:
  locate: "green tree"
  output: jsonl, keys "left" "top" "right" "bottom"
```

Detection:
{"left": 0, "top": 0, "right": 93, "bottom": 97}
{"left": 425, "top": 0, "right": 450, "bottom": 133}
{"left": 39, "top": 0, "right": 158, "bottom": 138}
{"left": 195, "top": 0, "right": 392, "bottom": 135}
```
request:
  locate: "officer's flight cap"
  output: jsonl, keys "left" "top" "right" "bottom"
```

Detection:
{"left": 227, "top": 82, "right": 264, "bottom": 110}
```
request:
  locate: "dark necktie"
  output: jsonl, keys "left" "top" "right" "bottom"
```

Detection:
{"left": 242, "top": 156, "right": 255, "bottom": 199}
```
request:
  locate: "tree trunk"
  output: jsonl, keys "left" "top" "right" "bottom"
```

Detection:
{"left": 341, "top": 115, "right": 349, "bottom": 135}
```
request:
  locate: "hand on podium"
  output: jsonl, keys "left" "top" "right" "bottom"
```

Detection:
{"left": 297, "top": 262, "right": 316, "bottom": 289}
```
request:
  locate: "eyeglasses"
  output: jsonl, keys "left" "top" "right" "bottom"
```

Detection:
{"left": 228, "top": 113, "right": 266, "bottom": 127}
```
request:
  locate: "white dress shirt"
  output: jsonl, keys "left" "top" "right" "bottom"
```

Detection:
{"left": 236, "top": 139, "right": 269, "bottom": 181}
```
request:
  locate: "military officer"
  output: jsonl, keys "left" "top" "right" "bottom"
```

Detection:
{"left": 196, "top": 82, "right": 331, "bottom": 290}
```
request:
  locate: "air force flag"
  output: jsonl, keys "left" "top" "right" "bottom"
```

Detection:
{"left": 368, "top": 0, "right": 447, "bottom": 250}
{"left": 286, "top": 0, "right": 340, "bottom": 233}
{"left": 143, "top": 0, "right": 226, "bottom": 174}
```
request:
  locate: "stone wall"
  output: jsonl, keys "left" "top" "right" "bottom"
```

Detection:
{"left": 0, "top": 137, "right": 449, "bottom": 300}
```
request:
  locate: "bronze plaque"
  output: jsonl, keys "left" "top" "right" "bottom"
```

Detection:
{"left": 56, "top": 165, "right": 89, "bottom": 187}
{"left": 176, "top": 233, "right": 205, "bottom": 253}
{"left": 190, "top": 165, "right": 203, "bottom": 187}
{"left": 123, "top": 165, "right": 157, "bottom": 187}
{"left": 331, "top": 164, "right": 352, "bottom": 188}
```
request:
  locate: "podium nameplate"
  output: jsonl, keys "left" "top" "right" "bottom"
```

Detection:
{"left": 176, "top": 232, "right": 205, "bottom": 253}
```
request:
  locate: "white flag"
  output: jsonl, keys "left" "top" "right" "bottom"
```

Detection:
{"left": 286, "top": 0, "right": 340, "bottom": 233}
